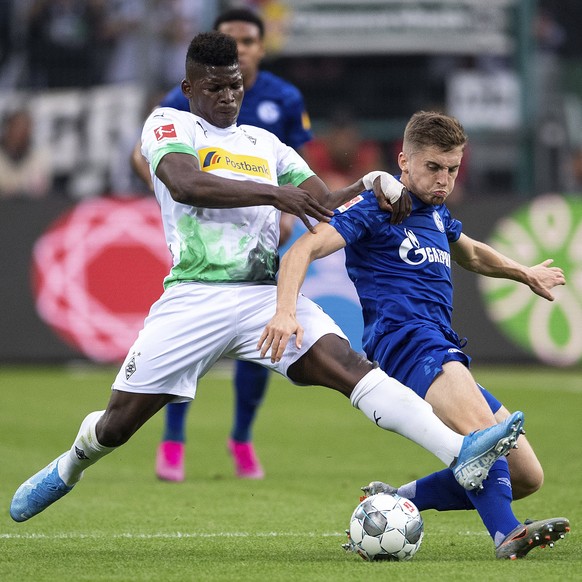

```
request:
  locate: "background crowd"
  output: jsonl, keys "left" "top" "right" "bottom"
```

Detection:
{"left": 1, "top": 0, "right": 582, "bottom": 201}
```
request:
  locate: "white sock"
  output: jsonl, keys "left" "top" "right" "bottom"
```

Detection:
{"left": 57, "top": 411, "right": 116, "bottom": 486}
{"left": 350, "top": 368, "right": 463, "bottom": 466}
{"left": 397, "top": 482, "right": 417, "bottom": 499}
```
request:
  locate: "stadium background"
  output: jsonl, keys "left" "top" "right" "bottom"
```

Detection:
{"left": 0, "top": 0, "right": 580, "bottom": 368}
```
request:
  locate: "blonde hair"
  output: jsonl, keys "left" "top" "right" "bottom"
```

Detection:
{"left": 403, "top": 111, "right": 467, "bottom": 154}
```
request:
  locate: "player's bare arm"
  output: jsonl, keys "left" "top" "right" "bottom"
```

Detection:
{"left": 155, "top": 151, "right": 333, "bottom": 229}
{"left": 299, "top": 172, "right": 411, "bottom": 224}
{"left": 362, "top": 172, "right": 411, "bottom": 224}
{"left": 451, "top": 233, "right": 566, "bottom": 301}
{"left": 258, "top": 223, "right": 346, "bottom": 362}
{"left": 130, "top": 138, "right": 154, "bottom": 191}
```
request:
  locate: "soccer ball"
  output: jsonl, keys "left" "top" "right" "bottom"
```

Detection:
{"left": 345, "top": 493, "right": 424, "bottom": 561}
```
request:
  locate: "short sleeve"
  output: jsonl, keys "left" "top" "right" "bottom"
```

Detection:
{"left": 141, "top": 108, "right": 197, "bottom": 172}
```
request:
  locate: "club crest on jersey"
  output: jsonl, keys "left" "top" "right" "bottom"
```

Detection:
{"left": 125, "top": 355, "right": 137, "bottom": 379}
{"left": 199, "top": 147, "right": 271, "bottom": 179}
{"left": 433, "top": 210, "right": 445, "bottom": 233}
{"left": 154, "top": 124, "right": 177, "bottom": 141}
{"left": 257, "top": 100, "right": 281, "bottom": 124}
{"left": 337, "top": 195, "right": 363, "bottom": 213}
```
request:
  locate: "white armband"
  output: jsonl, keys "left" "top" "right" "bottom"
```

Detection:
{"left": 362, "top": 171, "right": 405, "bottom": 204}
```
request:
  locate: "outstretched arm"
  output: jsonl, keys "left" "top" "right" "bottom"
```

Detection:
{"left": 155, "top": 152, "right": 334, "bottom": 229}
{"left": 130, "top": 138, "right": 154, "bottom": 191}
{"left": 451, "top": 233, "right": 566, "bottom": 300}
{"left": 258, "top": 223, "right": 347, "bottom": 362}
{"left": 299, "top": 171, "right": 411, "bottom": 224}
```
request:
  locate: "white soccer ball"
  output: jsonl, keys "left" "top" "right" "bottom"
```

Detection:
{"left": 346, "top": 493, "right": 424, "bottom": 561}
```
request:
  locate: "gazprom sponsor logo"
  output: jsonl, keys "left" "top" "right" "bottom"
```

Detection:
{"left": 199, "top": 147, "right": 271, "bottom": 179}
{"left": 399, "top": 228, "right": 451, "bottom": 267}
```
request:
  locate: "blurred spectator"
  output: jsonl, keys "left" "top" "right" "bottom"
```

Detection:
{"left": 102, "top": 0, "right": 146, "bottom": 85}
{"left": 148, "top": 0, "right": 205, "bottom": 90}
{"left": 25, "top": 0, "right": 107, "bottom": 88}
{"left": 534, "top": 6, "right": 566, "bottom": 106}
{"left": 0, "top": 1, "right": 14, "bottom": 72}
{"left": 304, "top": 109, "right": 385, "bottom": 191}
{"left": 567, "top": 148, "right": 582, "bottom": 193}
{"left": 0, "top": 109, "right": 53, "bottom": 199}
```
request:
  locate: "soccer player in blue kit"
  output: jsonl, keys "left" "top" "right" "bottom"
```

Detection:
{"left": 259, "top": 111, "right": 570, "bottom": 559}
{"left": 131, "top": 8, "right": 313, "bottom": 482}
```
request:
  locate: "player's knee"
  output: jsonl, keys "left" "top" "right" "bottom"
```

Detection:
{"left": 95, "top": 414, "right": 135, "bottom": 448}
{"left": 293, "top": 336, "right": 373, "bottom": 395}
{"left": 512, "top": 462, "right": 544, "bottom": 500}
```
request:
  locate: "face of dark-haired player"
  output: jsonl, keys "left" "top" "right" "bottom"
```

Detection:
{"left": 216, "top": 21, "right": 265, "bottom": 83}
{"left": 182, "top": 63, "right": 244, "bottom": 128}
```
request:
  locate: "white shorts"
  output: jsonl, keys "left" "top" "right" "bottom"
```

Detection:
{"left": 112, "top": 282, "right": 347, "bottom": 401}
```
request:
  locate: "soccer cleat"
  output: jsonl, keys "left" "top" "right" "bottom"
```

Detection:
{"left": 495, "top": 517, "right": 570, "bottom": 559}
{"left": 10, "top": 454, "right": 74, "bottom": 522}
{"left": 451, "top": 410, "right": 525, "bottom": 490}
{"left": 342, "top": 530, "right": 357, "bottom": 553}
{"left": 361, "top": 481, "right": 398, "bottom": 497}
{"left": 155, "top": 441, "right": 185, "bottom": 482}
{"left": 227, "top": 438, "right": 265, "bottom": 479}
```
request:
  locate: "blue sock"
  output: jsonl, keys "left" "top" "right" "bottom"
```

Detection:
{"left": 399, "top": 459, "right": 520, "bottom": 543}
{"left": 162, "top": 402, "right": 191, "bottom": 442}
{"left": 399, "top": 469, "right": 474, "bottom": 511}
{"left": 231, "top": 360, "right": 270, "bottom": 442}
{"left": 467, "top": 457, "right": 520, "bottom": 543}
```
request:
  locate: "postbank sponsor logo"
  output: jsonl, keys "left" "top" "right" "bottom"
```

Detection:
{"left": 199, "top": 147, "right": 271, "bottom": 179}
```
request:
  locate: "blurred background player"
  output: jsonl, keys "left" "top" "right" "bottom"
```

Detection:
{"left": 130, "top": 7, "right": 312, "bottom": 482}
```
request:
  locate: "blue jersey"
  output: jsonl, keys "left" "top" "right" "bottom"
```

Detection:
{"left": 330, "top": 181, "right": 503, "bottom": 412}
{"left": 159, "top": 71, "right": 312, "bottom": 150}
{"left": 330, "top": 187, "right": 462, "bottom": 359}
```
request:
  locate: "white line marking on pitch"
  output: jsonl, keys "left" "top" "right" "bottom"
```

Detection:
{"left": 1, "top": 531, "right": 344, "bottom": 540}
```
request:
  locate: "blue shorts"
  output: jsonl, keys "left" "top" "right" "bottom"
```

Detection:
{"left": 370, "top": 322, "right": 502, "bottom": 414}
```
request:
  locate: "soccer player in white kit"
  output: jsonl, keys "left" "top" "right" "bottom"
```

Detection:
{"left": 10, "top": 32, "right": 524, "bottom": 523}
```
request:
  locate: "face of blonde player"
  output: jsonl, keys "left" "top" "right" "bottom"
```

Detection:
{"left": 398, "top": 145, "right": 464, "bottom": 206}
{"left": 217, "top": 21, "right": 265, "bottom": 87}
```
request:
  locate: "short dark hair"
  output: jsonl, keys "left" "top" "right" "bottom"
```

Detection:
{"left": 186, "top": 32, "right": 238, "bottom": 68}
{"left": 213, "top": 8, "right": 265, "bottom": 39}
{"left": 403, "top": 111, "right": 468, "bottom": 154}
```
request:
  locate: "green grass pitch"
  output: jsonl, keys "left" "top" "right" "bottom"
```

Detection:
{"left": 1, "top": 363, "right": 580, "bottom": 581}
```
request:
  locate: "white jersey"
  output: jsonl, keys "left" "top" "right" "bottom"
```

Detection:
{"left": 141, "top": 107, "right": 314, "bottom": 287}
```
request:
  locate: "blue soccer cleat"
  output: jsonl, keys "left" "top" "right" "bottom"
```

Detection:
{"left": 451, "top": 410, "right": 525, "bottom": 490}
{"left": 10, "top": 454, "right": 75, "bottom": 522}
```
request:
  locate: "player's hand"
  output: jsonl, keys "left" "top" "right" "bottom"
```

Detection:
{"left": 257, "top": 311, "right": 304, "bottom": 363}
{"left": 363, "top": 171, "right": 411, "bottom": 224}
{"left": 274, "top": 185, "right": 334, "bottom": 233}
{"left": 527, "top": 259, "right": 566, "bottom": 300}
{"left": 361, "top": 481, "right": 397, "bottom": 497}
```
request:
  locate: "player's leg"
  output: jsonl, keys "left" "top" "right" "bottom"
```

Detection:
{"left": 10, "top": 391, "right": 173, "bottom": 522}
{"left": 365, "top": 362, "right": 563, "bottom": 557}
{"left": 493, "top": 405, "right": 543, "bottom": 499}
{"left": 11, "top": 283, "right": 231, "bottom": 522}
{"left": 408, "top": 362, "right": 524, "bottom": 544}
{"left": 366, "top": 374, "right": 542, "bottom": 504}
{"left": 288, "top": 334, "right": 523, "bottom": 490}
{"left": 228, "top": 359, "right": 268, "bottom": 479}
{"left": 156, "top": 401, "right": 191, "bottom": 482}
